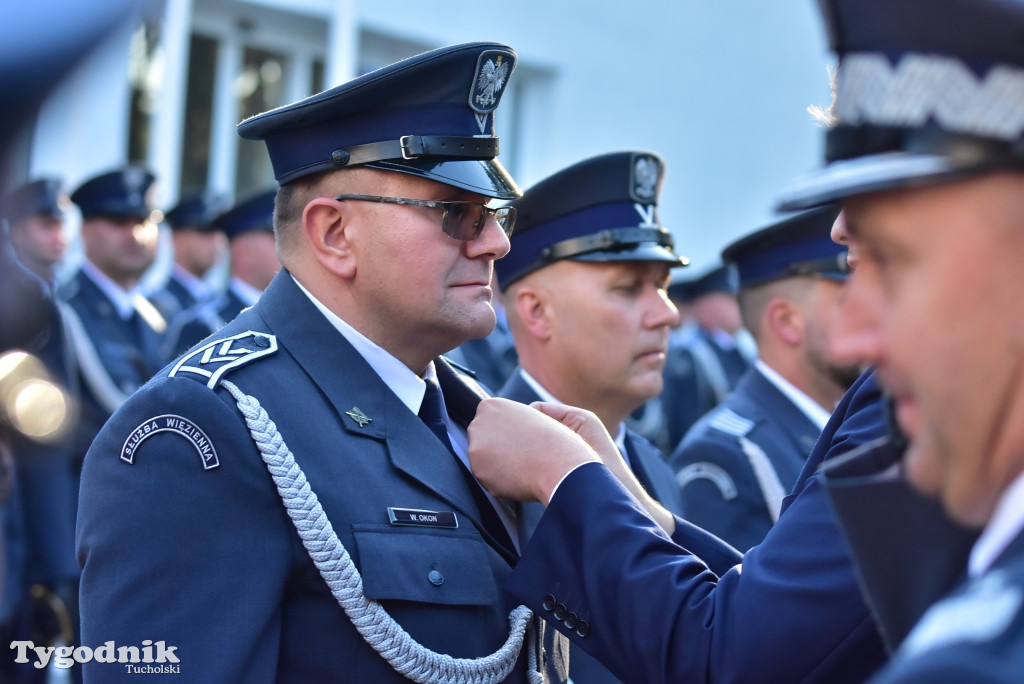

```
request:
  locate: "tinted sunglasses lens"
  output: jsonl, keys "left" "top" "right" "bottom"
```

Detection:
{"left": 440, "top": 203, "right": 479, "bottom": 240}
{"left": 495, "top": 206, "right": 515, "bottom": 236}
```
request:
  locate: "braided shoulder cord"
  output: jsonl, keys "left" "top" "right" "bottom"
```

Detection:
{"left": 220, "top": 380, "right": 542, "bottom": 684}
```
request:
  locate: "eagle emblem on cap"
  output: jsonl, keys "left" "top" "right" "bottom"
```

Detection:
{"left": 631, "top": 154, "right": 661, "bottom": 203}
{"left": 469, "top": 48, "right": 515, "bottom": 125}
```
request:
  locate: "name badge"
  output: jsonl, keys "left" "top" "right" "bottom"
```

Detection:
{"left": 388, "top": 507, "right": 458, "bottom": 529}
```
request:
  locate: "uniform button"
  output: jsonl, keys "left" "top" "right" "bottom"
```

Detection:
{"left": 564, "top": 611, "right": 578, "bottom": 629}
{"left": 553, "top": 602, "right": 567, "bottom": 621}
{"left": 428, "top": 570, "right": 444, "bottom": 586}
{"left": 542, "top": 594, "right": 557, "bottom": 612}
{"left": 252, "top": 335, "right": 270, "bottom": 348}
{"left": 576, "top": 620, "right": 591, "bottom": 638}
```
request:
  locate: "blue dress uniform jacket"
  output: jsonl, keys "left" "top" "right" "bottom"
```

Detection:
{"left": 499, "top": 369, "right": 685, "bottom": 684}
{"left": 147, "top": 274, "right": 196, "bottom": 322}
{"left": 76, "top": 271, "right": 566, "bottom": 683}
{"left": 670, "top": 366, "right": 821, "bottom": 550}
{"left": 504, "top": 369, "right": 889, "bottom": 683}
{"left": 59, "top": 270, "right": 167, "bottom": 459}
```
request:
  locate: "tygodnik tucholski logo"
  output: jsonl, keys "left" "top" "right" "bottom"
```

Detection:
{"left": 10, "top": 639, "right": 180, "bottom": 673}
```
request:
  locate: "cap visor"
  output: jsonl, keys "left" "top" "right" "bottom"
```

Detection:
{"left": 368, "top": 158, "right": 521, "bottom": 200}
{"left": 776, "top": 152, "right": 970, "bottom": 211}
{"left": 571, "top": 243, "right": 689, "bottom": 267}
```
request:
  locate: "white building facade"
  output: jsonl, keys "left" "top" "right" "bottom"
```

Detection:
{"left": 14, "top": 0, "right": 832, "bottom": 272}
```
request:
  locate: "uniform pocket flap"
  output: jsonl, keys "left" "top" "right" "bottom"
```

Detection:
{"left": 353, "top": 524, "right": 497, "bottom": 606}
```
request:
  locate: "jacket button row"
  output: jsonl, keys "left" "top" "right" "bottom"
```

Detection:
{"left": 541, "top": 593, "right": 590, "bottom": 638}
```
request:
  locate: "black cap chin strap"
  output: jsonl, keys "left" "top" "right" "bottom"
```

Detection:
{"left": 331, "top": 135, "right": 500, "bottom": 167}
{"left": 540, "top": 227, "right": 675, "bottom": 262}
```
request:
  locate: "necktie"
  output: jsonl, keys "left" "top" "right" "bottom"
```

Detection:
{"left": 419, "top": 379, "right": 515, "bottom": 553}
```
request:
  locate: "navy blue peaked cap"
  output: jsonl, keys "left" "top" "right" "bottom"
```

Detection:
{"left": 495, "top": 151, "right": 688, "bottom": 290}
{"left": 70, "top": 166, "right": 156, "bottom": 219}
{"left": 668, "top": 263, "right": 738, "bottom": 303}
{"left": 723, "top": 205, "right": 846, "bottom": 289}
{"left": 214, "top": 188, "right": 276, "bottom": 240}
{"left": 2, "top": 178, "right": 65, "bottom": 225}
{"left": 237, "top": 42, "right": 521, "bottom": 199}
{"left": 779, "top": 0, "right": 1024, "bottom": 210}
{"left": 164, "top": 190, "right": 229, "bottom": 232}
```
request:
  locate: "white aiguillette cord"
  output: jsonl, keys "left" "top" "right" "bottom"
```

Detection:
{"left": 220, "top": 379, "right": 543, "bottom": 684}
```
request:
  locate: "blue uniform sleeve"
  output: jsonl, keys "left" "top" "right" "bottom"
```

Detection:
{"left": 505, "top": 370, "right": 890, "bottom": 684}
{"left": 76, "top": 376, "right": 294, "bottom": 683}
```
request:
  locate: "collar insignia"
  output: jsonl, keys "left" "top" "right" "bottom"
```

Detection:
{"left": 346, "top": 406, "right": 372, "bottom": 427}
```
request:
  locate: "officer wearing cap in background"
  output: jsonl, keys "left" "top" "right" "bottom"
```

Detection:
{"left": 1, "top": 178, "right": 81, "bottom": 683}
{"left": 774, "top": 0, "right": 1024, "bottom": 680}
{"left": 160, "top": 187, "right": 278, "bottom": 358}
{"left": 651, "top": 263, "right": 756, "bottom": 454}
{"left": 495, "top": 150, "right": 686, "bottom": 684}
{"left": 76, "top": 43, "right": 569, "bottom": 682}
{"left": 60, "top": 166, "right": 166, "bottom": 469}
{"left": 146, "top": 189, "right": 228, "bottom": 323}
{"left": 3, "top": 178, "right": 69, "bottom": 287}
{"left": 670, "top": 205, "right": 861, "bottom": 550}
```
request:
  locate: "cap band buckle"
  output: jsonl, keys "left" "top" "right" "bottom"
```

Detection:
{"left": 331, "top": 135, "right": 501, "bottom": 168}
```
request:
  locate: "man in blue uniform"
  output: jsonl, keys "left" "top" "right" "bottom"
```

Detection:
{"left": 652, "top": 263, "right": 754, "bottom": 453}
{"left": 160, "top": 188, "right": 277, "bottom": 357}
{"left": 76, "top": 43, "right": 569, "bottom": 682}
{"left": 61, "top": 167, "right": 166, "bottom": 463}
{"left": 776, "top": 0, "right": 1024, "bottom": 680}
{"left": 1, "top": 178, "right": 80, "bottom": 682}
{"left": 211, "top": 187, "right": 278, "bottom": 323}
{"left": 147, "top": 190, "right": 227, "bottom": 322}
{"left": 495, "top": 150, "right": 688, "bottom": 683}
{"left": 671, "top": 205, "right": 860, "bottom": 550}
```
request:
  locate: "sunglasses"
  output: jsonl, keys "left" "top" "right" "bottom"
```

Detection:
{"left": 333, "top": 194, "right": 516, "bottom": 241}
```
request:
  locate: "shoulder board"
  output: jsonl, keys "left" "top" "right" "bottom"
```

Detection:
{"left": 168, "top": 330, "right": 277, "bottom": 389}
{"left": 708, "top": 407, "right": 755, "bottom": 438}
{"left": 440, "top": 355, "right": 478, "bottom": 379}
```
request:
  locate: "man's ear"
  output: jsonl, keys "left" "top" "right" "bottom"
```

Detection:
{"left": 766, "top": 296, "right": 804, "bottom": 347}
{"left": 512, "top": 284, "right": 553, "bottom": 342}
{"left": 302, "top": 197, "right": 355, "bottom": 279}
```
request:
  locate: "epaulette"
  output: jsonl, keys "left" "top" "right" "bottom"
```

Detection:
{"left": 707, "top": 407, "right": 755, "bottom": 438}
{"left": 440, "top": 355, "right": 478, "bottom": 379}
{"left": 168, "top": 331, "right": 277, "bottom": 389}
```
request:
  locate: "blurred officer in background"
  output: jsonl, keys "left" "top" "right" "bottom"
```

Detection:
{"left": 147, "top": 189, "right": 228, "bottom": 322}
{"left": 496, "top": 150, "right": 687, "bottom": 683}
{"left": 671, "top": 205, "right": 860, "bottom": 550}
{"left": 160, "top": 188, "right": 277, "bottom": 357}
{"left": 1, "top": 179, "right": 80, "bottom": 683}
{"left": 213, "top": 186, "right": 279, "bottom": 322}
{"left": 60, "top": 166, "right": 166, "bottom": 467}
{"left": 776, "top": 0, "right": 1024, "bottom": 679}
{"left": 654, "top": 263, "right": 754, "bottom": 453}
{"left": 76, "top": 42, "right": 569, "bottom": 682}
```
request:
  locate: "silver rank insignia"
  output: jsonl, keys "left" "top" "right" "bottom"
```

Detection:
{"left": 345, "top": 406, "right": 372, "bottom": 427}
{"left": 168, "top": 331, "right": 277, "bottom": 389}
{"left": 469, "top": 48, "right": 516, "bottom": 133}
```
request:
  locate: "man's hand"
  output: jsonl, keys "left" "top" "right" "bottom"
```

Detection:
{"left": 467, "top": 397, "right": 600, "bottom": 504}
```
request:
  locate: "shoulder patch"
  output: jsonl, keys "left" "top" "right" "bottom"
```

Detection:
{"left": 708, "top": 407, "right": 755, "bottom": 438}
{"left": 676, "top": 462, "right": 738, "bottom": 500}
{"left": 121, "top": 414, "right": 219, "bottom": 469}
{"left": 900, "top": 570, "right": 1023, "bottom": 659}
{"left": 168, "top": 331, "right": 277, "bottom": 389}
